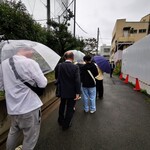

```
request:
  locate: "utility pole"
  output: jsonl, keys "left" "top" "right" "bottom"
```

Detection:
{"left": 97, "top": 27, "right": 99, "bottom": 55}
{"left": 47, "top": 0, "right": 50, "bottom": 30}
{"left": 73, "top": 0, "right": 76, "bottom": 37}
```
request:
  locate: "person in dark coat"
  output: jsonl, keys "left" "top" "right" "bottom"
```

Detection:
{"left": 55, "top": 51, "right": 81, "bottom": 130}
{"left": 110, "top": 62, "right": 115, "bottom": 78}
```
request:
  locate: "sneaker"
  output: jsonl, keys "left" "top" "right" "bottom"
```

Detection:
{"left": 73, "top": 107, "right": 76, "bottom": 111}
{"left": 90, "top": 110, "right": 96, "bottom": 114}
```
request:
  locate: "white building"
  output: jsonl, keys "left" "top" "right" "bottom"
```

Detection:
{"left": 100, "top": 44, "right": 111, "bottom": 61}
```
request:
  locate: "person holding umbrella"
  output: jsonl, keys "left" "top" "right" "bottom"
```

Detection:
{"left": 92, "top": 55, "right": 111, "bottom": 99}
{"left": 0, "top": 47, "right": 47, "bottom": 150}
{"left": 95, "top": 65, "right": 104, "bottom": 100}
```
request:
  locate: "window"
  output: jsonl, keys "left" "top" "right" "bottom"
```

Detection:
{"left": 130, "top": 29, "right": 137, "bottom": 34}
{"left": 139, "top": 29, "right": 146, "bottom": 33}
{"left": 133, "top": 30, "right": 137, "bottom": 33}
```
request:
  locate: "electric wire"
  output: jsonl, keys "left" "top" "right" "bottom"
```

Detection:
{"left": 26, "top": 0, "right": 32, "bottom": 13}
{"left": 55, "top": 0, "right": 64, "bottom": 15}
{"left": 31, "top": 0, "right": 36, "bottom": 16}
{"left": 60, "top": 0, "right": 74, "bottom": 17}
{"left": 75, "top": 21, "right": 88, "bottom": 34}
{"left": 40, "top": 0, "right": 46, "bottom": 7}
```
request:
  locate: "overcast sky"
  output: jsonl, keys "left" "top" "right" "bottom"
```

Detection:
{"left": 19, "top": 0, "right": 150, "bottom": 46}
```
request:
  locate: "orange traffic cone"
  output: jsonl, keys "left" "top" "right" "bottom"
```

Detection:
{"left": 133, "top": 78, "right": 141, "bottom": 91}
{"left": 119, "top": 73, "right": 123, "bottom": 80}
{"left": 124, "top": 74, "right": 129, "bottom": 84}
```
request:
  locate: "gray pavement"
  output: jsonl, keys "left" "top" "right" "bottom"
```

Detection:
{"left": 35, "top": 74, "right": 150, "bottom": 150}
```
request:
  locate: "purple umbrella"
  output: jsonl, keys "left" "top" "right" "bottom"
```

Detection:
{"left": 93, "top": 55, "right": 111, "bottom": 73}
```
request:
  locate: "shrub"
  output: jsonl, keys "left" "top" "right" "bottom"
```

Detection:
{"left": 113, "top": 61, "right": 121, "bottom": 76}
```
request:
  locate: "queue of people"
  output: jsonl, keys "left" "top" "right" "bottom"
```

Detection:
{"left": 55, "top": 52, "right": 106, "bottom": 132}
{"left": 0, "top": 49, "right": 106, "bottom": 149}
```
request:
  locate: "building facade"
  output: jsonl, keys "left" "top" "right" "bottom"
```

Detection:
{"left": 100, "top": 44, "right": 111, "bottom": 61}
{"left": 110, "top": 14, "right": 150, "bottom": 63}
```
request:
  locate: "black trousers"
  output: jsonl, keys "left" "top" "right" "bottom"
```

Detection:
{"left": 58, "top": 98, "right": 76, "bottom": 128}
{"left": 110, "top": 69, "right": 114, "bottom": 77}
{"left": 96, "top": 79, "right": 103, "bottom": 98}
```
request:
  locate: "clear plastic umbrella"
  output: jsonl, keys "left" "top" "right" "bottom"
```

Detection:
{"left": 68, "top": 50, "right": 85, "bottom": 62}
{"left": 0, "top": 40, "right": 61, "bottom": 74}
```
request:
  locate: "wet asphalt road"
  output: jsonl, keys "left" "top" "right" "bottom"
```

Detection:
{"left": 35, "top": 74, "right": 150, "bottom": 150}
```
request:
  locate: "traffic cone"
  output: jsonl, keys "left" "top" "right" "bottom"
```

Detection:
{"left": 124, "top": 74, "right": 129, "bottom": 84}
{"left": 119, "top": 73, "right": 123, "bottom": 80}
{"left": 133, "top": 78, "right": 141, "bottom": 91}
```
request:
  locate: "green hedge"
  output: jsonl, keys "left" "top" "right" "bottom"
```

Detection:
{"left": 113, "top": 61, "right": 121, "bottom": 76}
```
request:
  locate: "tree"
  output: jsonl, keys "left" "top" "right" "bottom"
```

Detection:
{"left": 0, "top": 1, "right": 47, "bottom": 44}
{"left": 0, "top": 1, "right": 85, "bottom": 56}
{"left": 47, "top": 20, "right": 85, "bottom": 56}
{"left": 84, "top": 38, "right": 97, "bottom": 50}
{"left": 65, "top": 36, "right": 85, "bottom": 51}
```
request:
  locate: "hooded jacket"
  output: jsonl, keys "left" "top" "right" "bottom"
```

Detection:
{"left": 81, "top": 62, "right": 98, "bottom": 87}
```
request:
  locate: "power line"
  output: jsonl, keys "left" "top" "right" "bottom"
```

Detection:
{"left": 40, "top": 0, "right": 46, "bottom": 7}
{"left": 31, "top": 0, "right": 36, "bottom": 16}
{"left": 60, "top": 0, "right": 74, "bottom": 17}
{"left": 35, "top": 19, "right": 47, "bottom": 21}
{"left": 24, "top": 0, "right": 88, "bottom": 36}
{"left": 75, "top": 21, "right": 88, "bottom": 34}
{"left": 27, "top": 0, "right": 32, "bottom": 13}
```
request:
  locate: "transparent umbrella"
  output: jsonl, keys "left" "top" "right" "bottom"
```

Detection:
{"left": 68, "top": 50, "right": 85, "bottom": 62}
{"left": 0, "top": 40, "right": 61, "bottom": 74}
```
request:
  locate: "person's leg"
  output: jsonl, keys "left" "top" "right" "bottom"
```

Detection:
{"left": 110, "top": 69, "right": 113, "bottom": 77}
{"left": 96, "top": 80, "right": 101, "bottom": 99}
{"left": 99, "top": 80, "right": 104, "bottom": 99}
{"left": 21, "top": 108, "right": 41, "bottom": 150}
{"left": 81, "top": 87, "right": 89, "bottom": 112}
{"left": 73, "top": 100, "right": 76, "bottom": 112}
{"left": 58, "top": 98, "right": 66, "bottom": 125}
{"left": 111, "top": 69, "right": 114, "bottom": 77}
{"left": 89, "top": 87, "right": 96, "bottom": 112}
{"left": 63, "top": 98, "right": 76, "bottom": 129}
{"left": 6, "top": 116, "right": 21, "bottom": 150}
